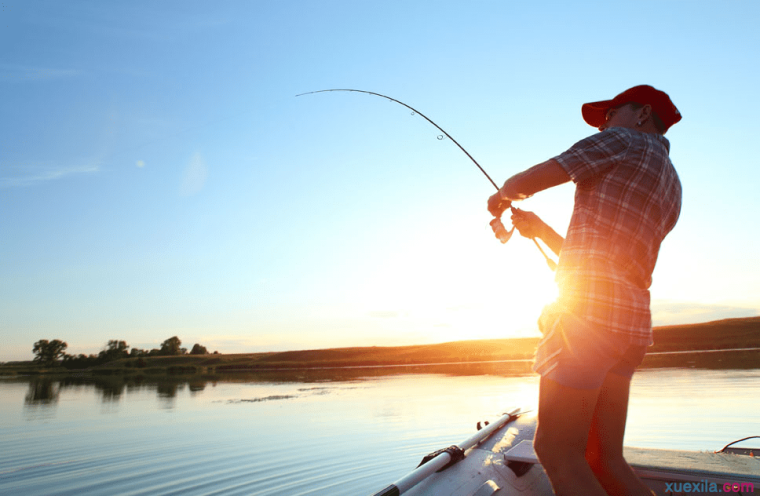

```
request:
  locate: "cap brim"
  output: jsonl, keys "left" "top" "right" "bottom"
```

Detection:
{"left": 581, "top": 99, "right": 614, "bottom": 128}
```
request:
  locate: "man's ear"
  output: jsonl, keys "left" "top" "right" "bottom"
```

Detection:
{"left": 638, "top": 104, "right": 653, "bottom": 123}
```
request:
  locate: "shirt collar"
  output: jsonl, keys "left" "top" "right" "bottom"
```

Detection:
{"left": 653, "top": 133, "right": 671, "bottom": 153}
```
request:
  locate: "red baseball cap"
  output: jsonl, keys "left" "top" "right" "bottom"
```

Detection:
{"left": 581, "top": 85, "right": 682, "bottom": 132}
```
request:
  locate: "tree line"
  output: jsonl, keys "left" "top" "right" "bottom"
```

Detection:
{"left": 32, "top": 336, "right": 217, "bottom": 369}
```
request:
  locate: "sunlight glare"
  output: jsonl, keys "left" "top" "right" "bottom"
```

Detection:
{"left": 353, "top": 225, "right": 558, "bottom": 344}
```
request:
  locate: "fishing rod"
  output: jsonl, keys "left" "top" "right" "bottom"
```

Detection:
{"left": 296, "top": 88, "right": 557, "bottom": 271}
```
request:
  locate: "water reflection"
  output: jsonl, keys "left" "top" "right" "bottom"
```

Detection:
{"left": 24, "top": 378, "right": 60, "bottom": 406}
{"left": 10, "top": 362, "right": 534, "bottom": 410}
{"left": 9, "top": 351, "right": 759, "bottom": 410}
{"left": 188, "top": 379, "right": 206, "bottom": 393}
{"left": 97, "top": 380, "right": 126, "bottom": 402}
{"left": 157, "top": 381, "right": 182, "bottom": 398}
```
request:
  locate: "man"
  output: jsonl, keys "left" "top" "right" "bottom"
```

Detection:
{"left": 487, "top": 85, "right": 682, "bottom": 496}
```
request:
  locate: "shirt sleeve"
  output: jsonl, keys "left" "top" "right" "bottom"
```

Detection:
{"left": 552, "top": 127, "right": 633, "bottom": 184}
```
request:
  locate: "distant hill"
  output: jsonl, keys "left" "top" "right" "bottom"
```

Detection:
{"left": 649, "top": 316, "right": 760, "bottom": 352}
{"left": 215, "top": 316, "right": 760, "bottom": 370}
{"left": 241, "top": 337, "right": 540, "bottom": 369}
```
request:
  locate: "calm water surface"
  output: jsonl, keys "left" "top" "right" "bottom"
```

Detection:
{"left": 1, "top": 366, "right": 759, "bottom": 495}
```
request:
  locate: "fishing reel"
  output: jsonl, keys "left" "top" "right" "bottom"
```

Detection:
{"left": 490, "top": 212, "right": 557, "bottom": 272}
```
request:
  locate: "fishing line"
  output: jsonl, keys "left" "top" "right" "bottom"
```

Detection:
{"left": 296, "top": 88, "right": 557, "bottom": 271}
{"left": 297, "top": 89, "right": 500, "bottom": 189}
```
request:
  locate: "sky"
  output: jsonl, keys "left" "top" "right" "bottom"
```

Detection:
{"left": 1, "top": 0, "right": 759, "bottom": 362}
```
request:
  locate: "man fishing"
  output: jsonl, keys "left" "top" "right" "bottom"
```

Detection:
{"left": 487, "top": 85, "right": 682, "bottom": 496}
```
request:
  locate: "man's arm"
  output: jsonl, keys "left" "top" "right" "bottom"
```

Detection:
{"left": 501, "top": 159, "right": 571, "bottom": 200}
{"left": 487, "top": 159, "right": 571, "bottom": 217}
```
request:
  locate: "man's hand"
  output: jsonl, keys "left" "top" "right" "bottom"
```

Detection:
{"left": 487, "top": 191, "right": 511, "bottom": 218}
{"left": 510, "top": 208, "right": 545, "bottom": 239}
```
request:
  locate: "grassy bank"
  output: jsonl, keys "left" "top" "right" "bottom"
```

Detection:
{"left": 2, "top": 316, "right": 759, "bottom": 377}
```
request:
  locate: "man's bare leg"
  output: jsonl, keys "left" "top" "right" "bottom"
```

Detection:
{"left": 585, "top": 372, "right": 654, "bottom": 496}
{"left": 534, "top": 376, "right": 607, "bottom": 496}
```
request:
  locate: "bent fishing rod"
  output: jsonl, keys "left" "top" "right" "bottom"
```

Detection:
{"left": 296, "top": 88, "right": 557, "bottom": 271}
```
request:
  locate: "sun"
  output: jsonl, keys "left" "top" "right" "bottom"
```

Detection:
{"left": 352, "top": 221, "right": 558, "bottom": 344}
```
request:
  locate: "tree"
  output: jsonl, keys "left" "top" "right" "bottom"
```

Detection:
{"left": 62, "top": 353, "right": 97, "bottom": 370}
{"left": 160, "top": 336, "right": 182, "bottom": 356}
{"left": 32, "top": 339, "right": 68, "bottom": 365}
{"left": 100, "top": 340, "right": 129, "bottom": 361}
{"left": 189, "top": 343, "right": 208, "bottom": 355}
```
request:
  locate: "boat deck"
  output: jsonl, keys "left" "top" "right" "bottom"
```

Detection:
{"left": 627, "top": 446, "right": 760, "bottom": 492}
{"left": 504, "top": 438, "right": 760, "bottom": 493}
{"left": 402, "top": 412, "right": 760, "bottom": 495}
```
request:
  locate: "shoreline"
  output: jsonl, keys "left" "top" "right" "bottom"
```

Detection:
{"left": 2, "top": 316, "right": 759, "bottom": 377}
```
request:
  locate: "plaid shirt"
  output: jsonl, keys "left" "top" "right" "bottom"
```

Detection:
{"left": 552, "top": 127, "right": 682, "bottom": 345}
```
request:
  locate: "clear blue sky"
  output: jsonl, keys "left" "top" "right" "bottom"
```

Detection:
{"left": 2, "top": 0, "right": 758, "bottom": 361}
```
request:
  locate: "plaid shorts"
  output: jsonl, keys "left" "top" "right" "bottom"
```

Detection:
{"left": 532, "top": 302, "right": 647, "bottom": 390}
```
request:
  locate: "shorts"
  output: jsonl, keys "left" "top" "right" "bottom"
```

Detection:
{"left": 532, "top": 303, "right": 647, "bottom": 390}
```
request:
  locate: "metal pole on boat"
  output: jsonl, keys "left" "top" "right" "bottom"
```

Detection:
{"left": 371, "top": 408, "right": 522, "bottom": 496}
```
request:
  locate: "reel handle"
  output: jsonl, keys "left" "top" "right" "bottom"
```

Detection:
{"left": 489, "top": 218, "right": 514, "bottom": 244}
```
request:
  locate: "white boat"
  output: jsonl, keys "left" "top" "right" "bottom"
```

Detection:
{"left": 371, "top": 409, "right": 760, "bottom": 496}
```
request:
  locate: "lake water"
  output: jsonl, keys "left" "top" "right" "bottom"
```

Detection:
{"left": 1, "top": 366, "right": 759, "bottom": 495}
